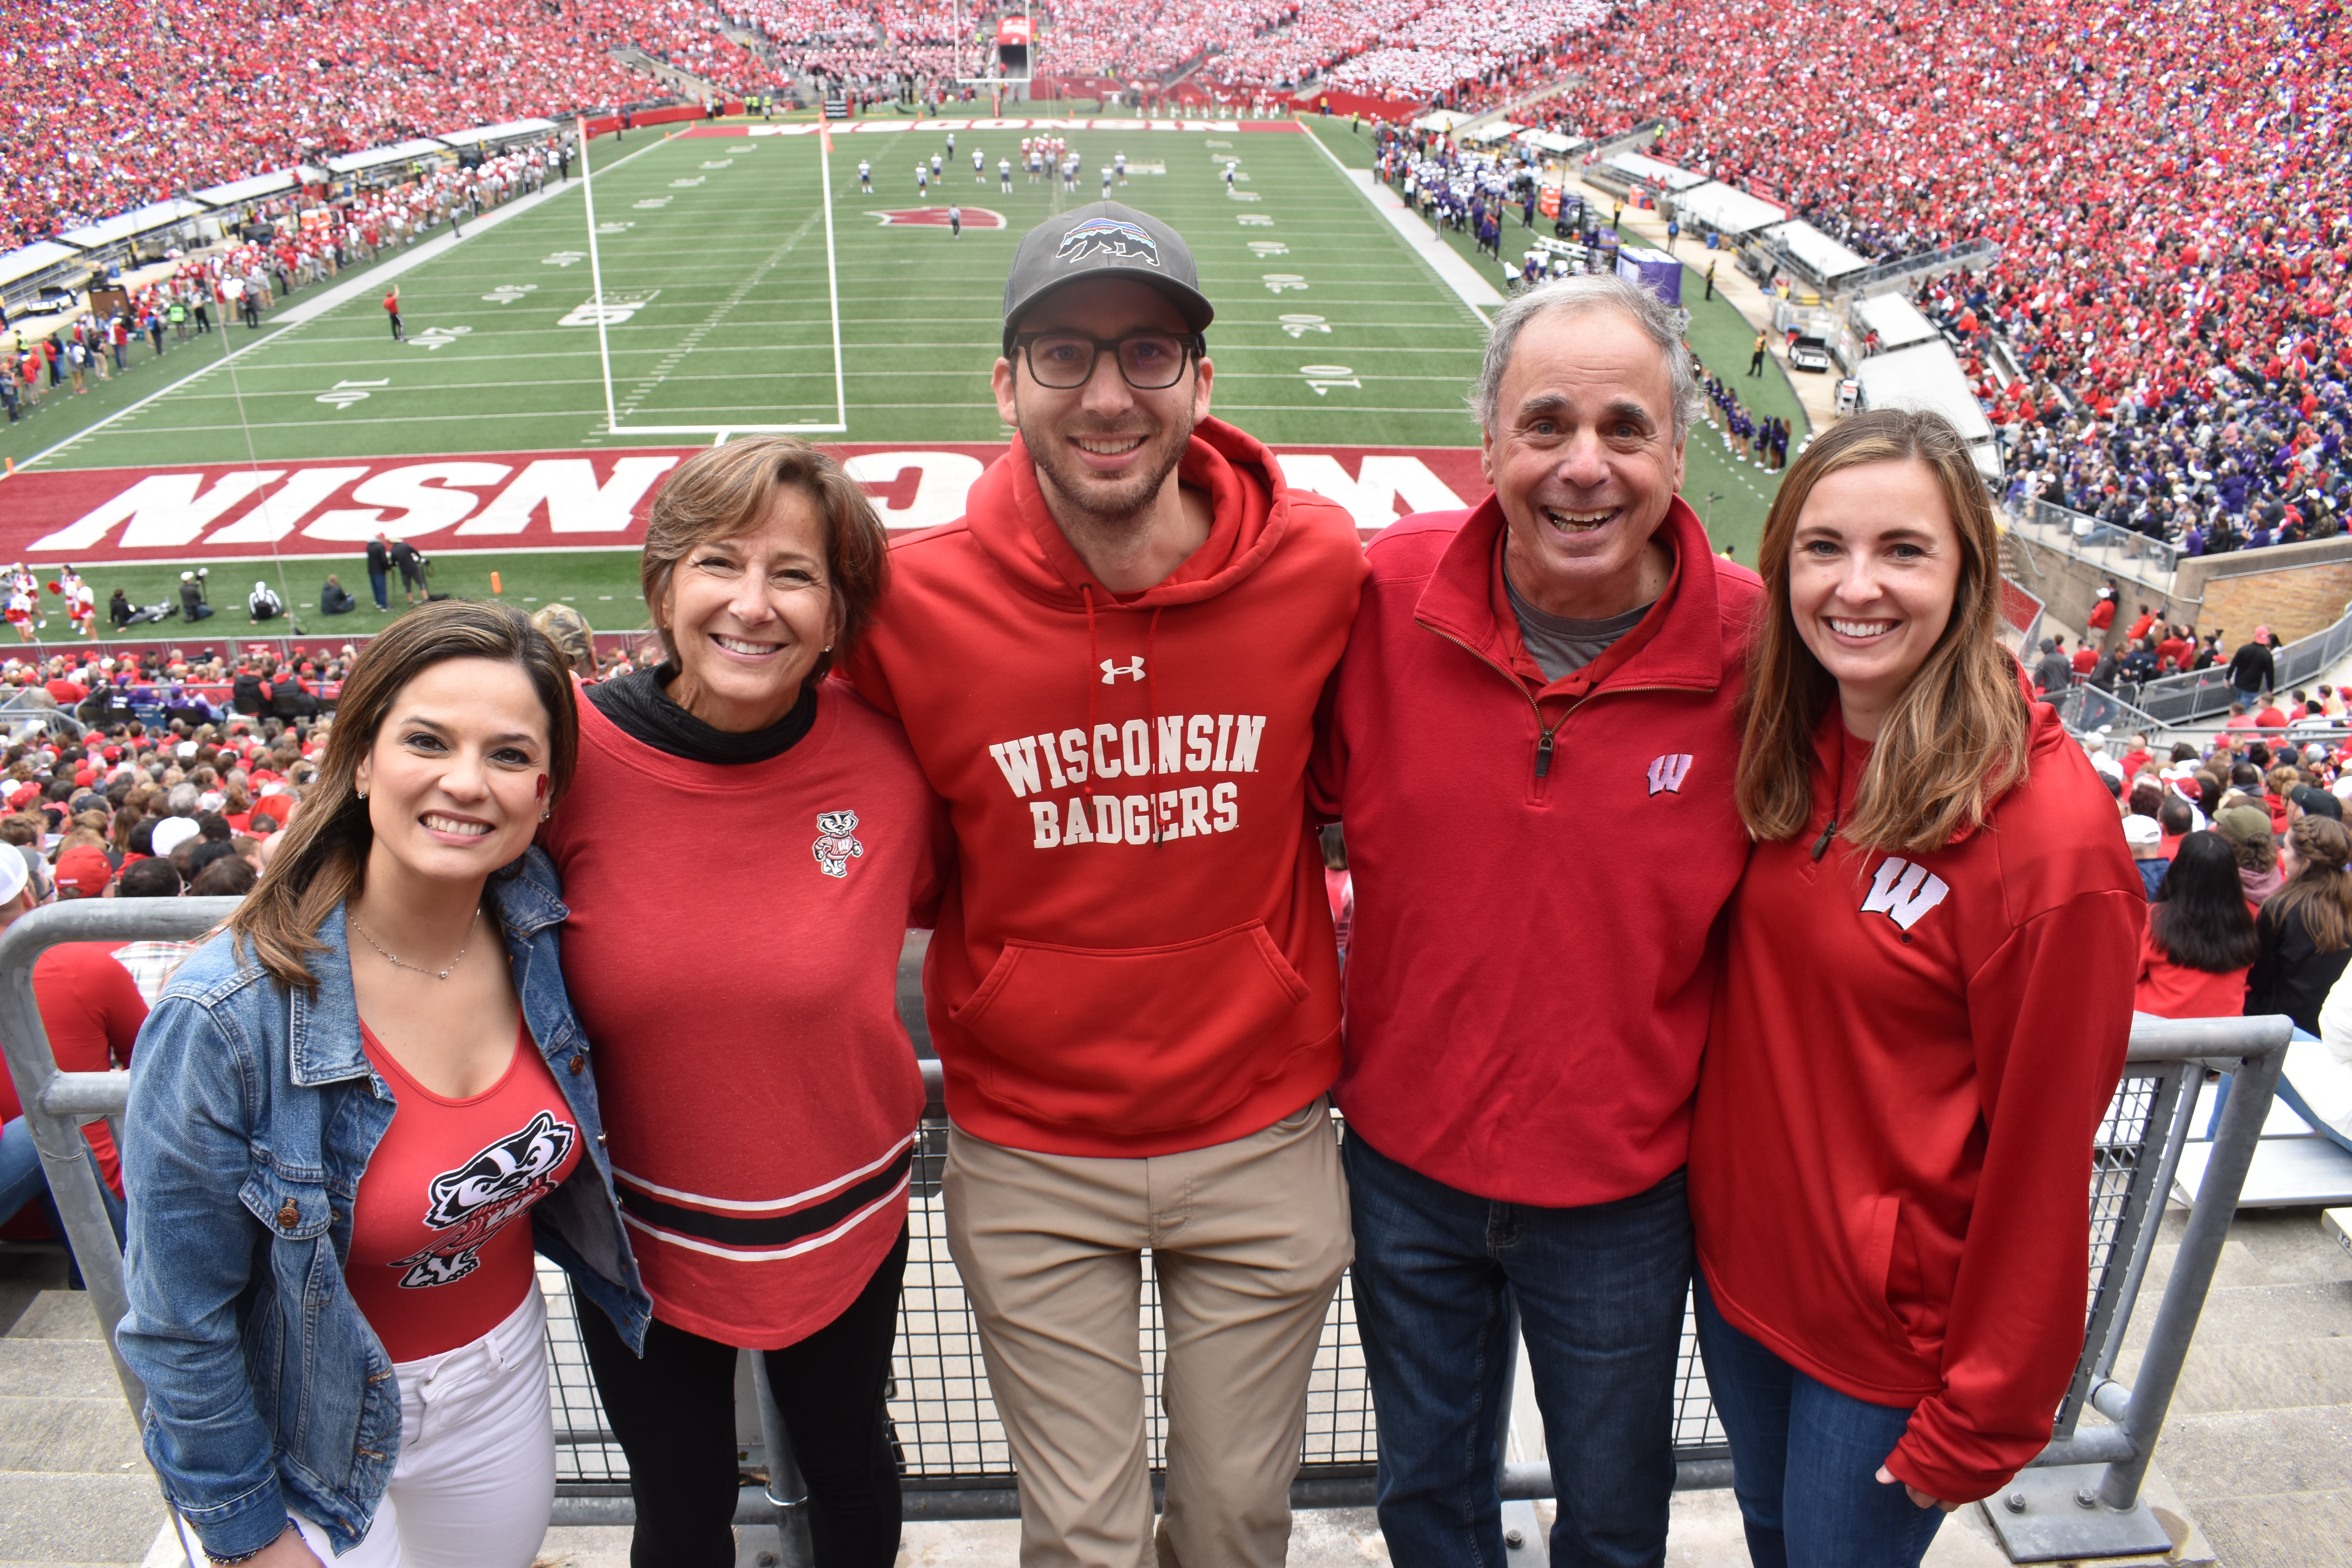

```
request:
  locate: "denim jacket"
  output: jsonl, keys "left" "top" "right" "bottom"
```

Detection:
{"left": 116, "top": 849, "right": 652, "bottom": 1561}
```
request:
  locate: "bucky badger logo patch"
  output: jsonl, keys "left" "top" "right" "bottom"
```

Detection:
{"left": 1055, "top": 216, "right": 1160, "bottom": 267}
{"left": 813, "top": 810, "right": 864, "bottom": 878}
{"left": 390, "top": 1111, "right": 576, "bottom": 1289}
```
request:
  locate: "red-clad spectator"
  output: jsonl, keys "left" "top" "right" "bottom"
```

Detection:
{"left": 2137, "top": 832, "right": 2258, "bottom": 1018}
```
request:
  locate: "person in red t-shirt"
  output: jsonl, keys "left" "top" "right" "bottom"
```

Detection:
{"left": 1693, "top": 410, "right": 2140, "bottom": 1562}
{"left": 2138, "top": 832, "right": 2259, "bottom": 1017}
{"left": 118, "top": 604, "right": 645, "bottom": 1568}
{"left": 383, "top": 283, "right": 403, "bottom": 342}
{"left": 0, "top": 853, "right": 143, "bottom": 1277}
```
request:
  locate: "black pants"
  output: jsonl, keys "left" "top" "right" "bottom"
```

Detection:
{"left": 579, "top": 1225, "right": 908, "bottom": 1568}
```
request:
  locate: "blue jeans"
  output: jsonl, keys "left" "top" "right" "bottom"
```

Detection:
{"left": 0, "top": 1118, "right": 127, "bottom": 1289}
{"left": 1344, "top": 1131, "right": 1690, "bottom": 1568}
{"left": 1693, "top": 1274, "right": 1944, "bottom": 1568}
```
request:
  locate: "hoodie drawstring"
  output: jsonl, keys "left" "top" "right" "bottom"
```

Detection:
{"left": 1082, "top": 586, "right": 1168, "bottom": 847}
{"left": 1082, "top": 586, "right": 1102, "bottom": 835}
{"left": 1145, "top": 607, "right": 1164, "bottom": 844}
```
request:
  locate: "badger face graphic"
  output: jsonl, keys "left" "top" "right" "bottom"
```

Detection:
{"left": 1055, "top": 217, "right": 1160, "bottom": 267}
{"left": 390, "top": 1110, "right": 577, "bottom": 1289}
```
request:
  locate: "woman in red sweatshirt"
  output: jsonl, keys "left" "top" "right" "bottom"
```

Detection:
{"left": 1693, "top": 410, "right": 2141, "bottom": 1567}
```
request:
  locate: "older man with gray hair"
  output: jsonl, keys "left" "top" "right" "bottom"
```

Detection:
{"left": 1314, "top": 275, "right": 1764, "bottom": 1566}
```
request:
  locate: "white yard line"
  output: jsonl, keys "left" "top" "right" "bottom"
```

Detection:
{"left": 1299, "top": 126, "right": 1503, "bottom": 323}
{"left": 5, "top": 136, "right": 684, "bottom": 475}
{"left": 10, "top": 326, "right": 299, "bottom": 472}
{"left": 276, "top": 134, "right": 674, "bottom": 327}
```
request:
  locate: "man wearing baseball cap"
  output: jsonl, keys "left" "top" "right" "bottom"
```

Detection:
{"left": 846, "top": 203, "right": 1366, "bottom": 1565}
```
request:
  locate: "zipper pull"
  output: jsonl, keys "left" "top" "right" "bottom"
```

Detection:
{"left": 1535, "top": 729, "right": 1555, "bottom": 778}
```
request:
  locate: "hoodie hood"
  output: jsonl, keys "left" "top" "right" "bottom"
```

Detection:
{"left": 962, "top": 415, "right": 1294, "bottom": 611}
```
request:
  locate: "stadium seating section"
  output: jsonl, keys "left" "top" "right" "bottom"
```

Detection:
{"left": 3, "top": 0, "right": 2343, "bottom": 552}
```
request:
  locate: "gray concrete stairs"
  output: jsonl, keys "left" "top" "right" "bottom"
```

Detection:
{"left": 0, "top": 1251, "right": 167, "bottom": 1568}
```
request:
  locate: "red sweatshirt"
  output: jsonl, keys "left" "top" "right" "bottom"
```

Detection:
{"left": 845, "top": 418, "right": 1367, "bottom": 1157}
{"left": 541, "top": 685, "right": 949, "bottom": 1348}
{"left": 1691, "top": 701, "right": 2142, "bottom": 1503}
{"left": 1319, "top": 493, "right": 1763, "bottom": 1205}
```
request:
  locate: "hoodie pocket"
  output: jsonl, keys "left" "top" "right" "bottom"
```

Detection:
{"left": 1857, "top": 1193, "right": 1934, "bottom": 1351}
{"left": 954, "top": 922, "right": 1315, "bottom": 1134}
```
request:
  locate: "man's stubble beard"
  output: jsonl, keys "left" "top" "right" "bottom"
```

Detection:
{"left": 1019, "top": 401, "right": 1198, "bottom": 550}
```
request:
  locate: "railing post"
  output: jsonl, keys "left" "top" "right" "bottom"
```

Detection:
{"left": 0, "top": 899, "right": 242, "bottom": 1411}
{"left": 2099, "top": 1037, "right": 2284, "bottom": 1511}
{"left": 1987, "top": 1015, "right": 2289, "bottom": 1562}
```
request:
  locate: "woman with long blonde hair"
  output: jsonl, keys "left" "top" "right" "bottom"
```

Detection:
{"left": 1690, "top": 410, "right": 2143, "bottom": 1566}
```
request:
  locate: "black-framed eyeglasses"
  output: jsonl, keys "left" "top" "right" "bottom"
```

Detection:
{"left": 1013, "top": 330, "right": 1203, "bottom": 390}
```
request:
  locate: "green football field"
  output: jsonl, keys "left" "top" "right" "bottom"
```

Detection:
{"left": 2, "top": 113, "right": 1785, "bottom": 633}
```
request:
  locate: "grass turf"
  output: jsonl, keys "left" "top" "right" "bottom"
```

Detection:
{"left": 3, "top": 111, "right": 1791, "bottom": 631}
{"left": 53, "top": 551, "right": 647, "bottom": 644}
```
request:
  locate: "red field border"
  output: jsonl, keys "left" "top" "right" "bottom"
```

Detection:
{"left": 0, "top": 446, "right": 1489, "bottom": 563}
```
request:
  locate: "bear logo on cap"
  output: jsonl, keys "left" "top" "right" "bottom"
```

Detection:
{"left": 1056, "top": 216, "right": 1160, "bottom": 268}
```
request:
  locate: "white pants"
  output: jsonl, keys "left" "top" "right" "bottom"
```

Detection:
{"left": 178, "top": 1287, "right": 555, "bottom": 1567}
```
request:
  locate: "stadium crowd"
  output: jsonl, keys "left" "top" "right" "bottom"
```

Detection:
{"left": 1498, "top": 0, "right": 2347, "bottom": 554}
{"left": 1, "top": 0, "right": 762, "bottom": 250}
{"left": 8, "top": 145, "right": 559, "bottom": 425}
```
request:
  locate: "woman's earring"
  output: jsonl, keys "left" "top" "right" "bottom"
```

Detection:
{"left": 355, "top": 789, "right": 367, "bottom": 802}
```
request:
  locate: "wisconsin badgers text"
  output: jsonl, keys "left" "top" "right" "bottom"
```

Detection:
{"left": 989, "top": 715, "right": 1266, "bottom": 849}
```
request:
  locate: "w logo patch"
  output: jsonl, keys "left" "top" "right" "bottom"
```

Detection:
{"left": 1645, "top": 753, "right": 1694, "bottom": 795}
{"left": 1860, "top": 858, "right": 1950, "bottom": 931}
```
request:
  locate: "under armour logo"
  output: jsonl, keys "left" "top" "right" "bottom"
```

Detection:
{"left": 1645, "top": 753, "right": 1694, "bottom": 795}
{"left": 1860, "top": 857, "right": 1950, "bottom": 931}
{"left": 1101, "top": 657, "right": 1146, "bottom": 684}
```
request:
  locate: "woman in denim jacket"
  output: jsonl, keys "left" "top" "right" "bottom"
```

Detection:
{"left": 118, "top": 603, "right": 650, "bottom": 1568}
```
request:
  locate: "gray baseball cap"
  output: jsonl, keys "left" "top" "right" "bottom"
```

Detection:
{"left": 1001, "top": 203, "right": 1214, "bottom": 356}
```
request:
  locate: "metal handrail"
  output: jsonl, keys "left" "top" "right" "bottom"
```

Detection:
{"left": 2009, "top": 497, "right": 2183, "bottom": 577}
{"left": 1, "top": 904, "right": 2293, "bottom": 1561}
{"left": 0, "top": 898, "right": 242, "bottom": 1410}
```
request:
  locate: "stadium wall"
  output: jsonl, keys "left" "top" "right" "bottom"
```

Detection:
{"left": 2003, "top": 526, "right": 2352, "bottom": 643}
{"left": 1283, "top": 90, "right": 1423, "bottom": 122}
{"left": 2189, "top": 547, "right": 2352, "bottom": 647}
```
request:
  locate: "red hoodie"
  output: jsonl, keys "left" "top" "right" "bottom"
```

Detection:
{"left": 846, "top": 418, "right": 1367, "bottom": 1158}
{"left": 1319, "top": 493, "right": 1763, "bottom": 1206}
{"left": 1691, "top": 701, "right": 2141, "bottom": 1503}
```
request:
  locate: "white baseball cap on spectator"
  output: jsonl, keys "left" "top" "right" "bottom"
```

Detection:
{"left": 151, "top": 818, "right": 202, "bottom": 859}
{"left": 0, "top": 850, "right": 27, "bottom": 909}
{"left": 2122, "top": 815, "right": 2162, "bottom": 855}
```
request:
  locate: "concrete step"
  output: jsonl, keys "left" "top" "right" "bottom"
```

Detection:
{"left": 0, "top": 1290, "right": 166, "bottom": 1568}
{"left": 5, "top": 1294, "right": 113, "bottom": 1345}
{"left": 0, "top": 1474, "right": 162, "bottom": 1567}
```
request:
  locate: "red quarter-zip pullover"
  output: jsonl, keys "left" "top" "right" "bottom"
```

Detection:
{"left": 1692, "top": 702, "right": 2142, "bottom": 1503}
{"left": 846, "top": 419, "right": 1367, "bottom": 1157}
{"left": 1319, "top": 493, "right": 1763, "bottom": 1206}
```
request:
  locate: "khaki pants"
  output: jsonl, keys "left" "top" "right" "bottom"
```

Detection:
{"left": 946, "top": 1099, "right": 1352, "bottom": 1568}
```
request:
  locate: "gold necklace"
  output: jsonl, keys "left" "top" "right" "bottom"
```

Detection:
{"left": 350, "top": 907, "right": 479, "bottom": 981}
